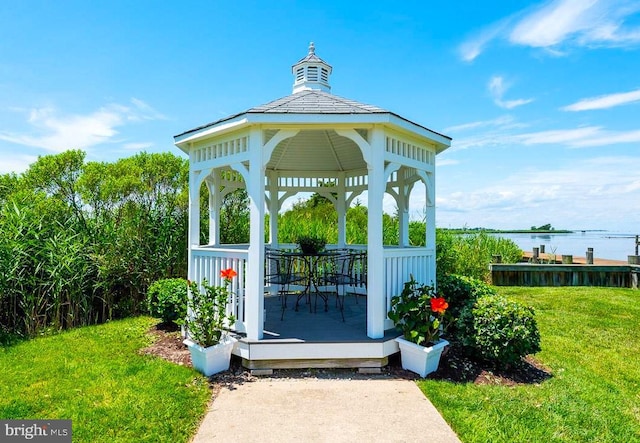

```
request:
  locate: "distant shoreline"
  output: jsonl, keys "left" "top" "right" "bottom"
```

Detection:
{"left": 441, "top": 228, "right": 574, "bottom": 234}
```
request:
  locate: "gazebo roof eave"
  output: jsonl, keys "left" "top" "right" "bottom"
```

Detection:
{"left": 174, "top": 111, "right": 451, "bottom": 154}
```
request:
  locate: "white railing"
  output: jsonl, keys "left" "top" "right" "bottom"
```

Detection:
{"left": 192, "top": 244, "right": 434, "bottom": 335}
{"left": 383, "top": 247, "right": 435, "bottom": 313}
{"left": 192, "top": 246, "right": 249, "bottom": 333}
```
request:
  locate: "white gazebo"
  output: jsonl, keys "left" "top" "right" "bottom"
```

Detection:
{"left": 174, "top": 43, "right": 450, "bottom": 371}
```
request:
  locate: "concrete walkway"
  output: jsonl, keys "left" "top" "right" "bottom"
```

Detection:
{"left": 192, "top": 377, "right": 461, "bottom": 443}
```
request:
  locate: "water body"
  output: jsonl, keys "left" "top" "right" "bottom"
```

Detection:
{"left": 491, "top": 231, "right": 639, "bottom": 262}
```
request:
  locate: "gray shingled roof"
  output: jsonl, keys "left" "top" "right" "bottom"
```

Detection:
{"left": 293, "top": 51, "right": 327, "bottom": 66}
{"left": 175, "top": 89, "right": 451, "bottom": 142}
{"left": 248, "top": 90, "right": 387, "bottom": 114}
{"left": 175, "top": 90, "right": 391, "bottom": 138}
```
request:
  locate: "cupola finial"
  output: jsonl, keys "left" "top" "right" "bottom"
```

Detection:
{"left": 291, "top": 42, "right": 332, "bottom": 94}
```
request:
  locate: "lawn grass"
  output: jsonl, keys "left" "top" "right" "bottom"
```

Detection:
{"left": 419, "top": 286, "right": 640, "bottom": 442}
{"left": 0, "top": 316, "right": 211, "bottom": 443}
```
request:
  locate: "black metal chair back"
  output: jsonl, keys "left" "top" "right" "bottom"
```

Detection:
{"left": 323, "top": 250, "right": 368, "bottom": 321}
{"left": 265, "top": 250, "right": 307, "bottom": 320}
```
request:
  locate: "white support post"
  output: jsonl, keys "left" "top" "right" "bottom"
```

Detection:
{"left": 336, "top": 172, "right": 347, "bottom": 247}
{"left": 398, "top": 170, "right": 409, "bottom": 247}
{"left": 206, "top": 171, "right": 221, "bottom": 245}
{"left": 425, "top": 172, "right": 436, "bottom": 285}
{"left": 188, "top": 166, "right": 200, "bottom": 282}
{"left": 366, "top": 128, "right": 386, "bottom": 339}
{"left": 268, "top": 171, "right": 279, "bottom": 247}
{"left": 244, "top": 128, "right": 266, "bottom": 340}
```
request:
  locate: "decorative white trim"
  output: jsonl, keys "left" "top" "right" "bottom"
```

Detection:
{"left": 385, "top": 134, "right": 435, "bottom": 167}
{"left": 177, "top": 116, "right": 450, "bottom": 155}
{"left": 335, "top": 128, "right": 372, "bottom": 166}
{"left": 262, "top": 129, "right": 300, "bottom": 167}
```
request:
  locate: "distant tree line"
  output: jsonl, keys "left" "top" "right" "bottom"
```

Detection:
{"left": 531, "top": 223, "right": 555, "bottom": 231}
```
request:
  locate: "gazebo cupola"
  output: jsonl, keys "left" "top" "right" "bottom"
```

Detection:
{"left": 292, "top": 42, "right": 332, "bottom": 93}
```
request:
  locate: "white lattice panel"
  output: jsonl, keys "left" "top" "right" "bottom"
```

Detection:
{"left": 193, "top": 135, "right": 249, "bottom": 165}
{"left": 385, "top": 135, "right": 435, "bottom": 166}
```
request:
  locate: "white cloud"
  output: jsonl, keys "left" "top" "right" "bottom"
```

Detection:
{"left": 123, "top": 142, "right": 154, "bottom": 151}
{"left": 510, "top": 0, "right": 600, "bottom": 47}
{"left": 436, "top": 158, "right": 459, "bottom": 167}
{"left": 129, "top": 98, "right": 168, "bottom": 121}
{"left": 444, "top": 115, "right": 520, "bottom": 133}
{"left": 562, "top": 88, "right": 640, "bottom": 111}
{"left": 0, "top": 99, "right": 165, "bottom": 153}
{"left": 516, "top": 126, "right": 640, "bottom": 147}
{"left": 437, "top": 156, "right": 640, "bottom": 231}
{"left": 459, "top": 0, "right": 640, "bottom": 60}
{"left": 488, "top": 76, "right": 534, "bottom": 109}
{"left": 448, "top": 116, "right": 528, "bottom": 151}
{"left": 568, "top": 129, "right": 640, "bottom": 147}
{"left": 515, "top": 126, "right": 603, "bottom": 145}
{"left": 459, "top": 19, "right": 511, "bottom": 62}
{"left": 0, "top": 153, "right": 38, "bottom": 174}
{"left": 450, "top": 133, "right": 512, "bottom": 151}
{"left": 499, "top": 98, "right": 535, "bottom": 110}
{"left": 451, "top": 124, "right": 640, "bottom": 151}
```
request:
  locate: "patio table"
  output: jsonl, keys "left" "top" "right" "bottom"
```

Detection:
{"left": 281, "top": 250, "right": 341, "bottom": 314}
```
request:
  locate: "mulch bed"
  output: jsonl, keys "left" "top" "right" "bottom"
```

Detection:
{"left": 140, "top": 323, "right": 552, "bottom": 388}
{"left": 140, "top": 322, "right": 192, "bottom": 367}
{"left": 431, "top": 344, "right": 552, "bottom": 386}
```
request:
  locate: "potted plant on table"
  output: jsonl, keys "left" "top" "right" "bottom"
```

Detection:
{"left": 388, "top": 276, "right": 449, "bottom": 377}
{"left": 297, "top": 234, "right": 327, "bottom": 255}
{"left": 182, "top": 268, "right": 238, "bottom": 376}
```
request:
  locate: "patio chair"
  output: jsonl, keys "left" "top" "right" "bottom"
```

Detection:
{"left": 265, "top": 250, "right": 306, "bottom": 320}
{"left": 323, "top": 250, "right": 362, "bottom": 322}
{"left": 349, "top": 251, "right": 367, "bottom": 304}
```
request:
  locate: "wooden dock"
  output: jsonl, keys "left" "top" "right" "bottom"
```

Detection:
{"left": 490, "top": 242, "right": 640, "bottom": 289}
{"left": 521, "top": 251, "right": 627, "bottom": 265}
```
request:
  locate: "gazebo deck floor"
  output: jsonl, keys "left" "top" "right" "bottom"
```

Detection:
{"left": 262, "top": 292, "right": 399, "bottom": 342}
{"left": 232, "top": 292, "right": 401, "bottom": 371}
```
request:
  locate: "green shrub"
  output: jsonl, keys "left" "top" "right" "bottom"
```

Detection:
{"left": 435, "top": 228, "right": 459, "bottom": 280}
{"left": 459, "top": 295, "right": 541, "bottom": 367}
{"left": 297, "top": 234, "right": 327, "bottom": 254}
{"left": 436, "top": 230, "right": 522, "bottom": 281}
{"left": 438, "top": 274, "right": 496, "bottom": 320}
{"left": 146, "top": 278, "right": 188, "bottom": 324}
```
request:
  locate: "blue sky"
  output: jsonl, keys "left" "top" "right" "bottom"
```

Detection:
{"left": 1, "top": 0, "right": 639, "bottom": 232}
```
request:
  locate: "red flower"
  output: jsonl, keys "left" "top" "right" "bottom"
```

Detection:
{"left": 220, "top": 268, "right": 237, "bottom": 279}
{"left": 430, "top": 297, "right": 448, "bottom": 315}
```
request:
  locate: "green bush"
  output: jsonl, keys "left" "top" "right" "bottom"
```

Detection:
{"left": 459, "top": 295, "right": 541, "bottom": 367}
{"left": 146, "top": 278, "right": 188, "bottom": 324}
{"left": 438, "top": 274, "right": 496, "bottom": 320}
{"left": 436, "top": 230, "right": 522, "bottom": 281}
{"left": 297, "top": 234, "right": 327, "bottom": 254}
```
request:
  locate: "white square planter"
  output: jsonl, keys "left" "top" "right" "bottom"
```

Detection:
{"left": 184, "top": 335, "right": 237, "bottom": 376}
{"left": 395, "top": 336, "right": 449, "bottom": 378}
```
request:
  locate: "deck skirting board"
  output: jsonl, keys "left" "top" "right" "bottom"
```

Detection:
{"left": 243, "top": 357, "right": 389, "bottom": 370}
{"left": 232, "top": 336, "right": 400, "bottom": 370}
